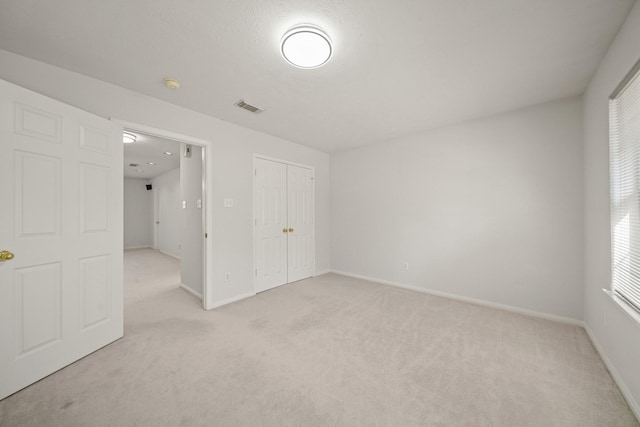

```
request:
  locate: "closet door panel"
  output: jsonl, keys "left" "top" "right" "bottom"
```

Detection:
{"left": 254, "top": 158, "right": 288, "bottom": 292}
{"left": 287, "top": 164, "right": 314, "bottom": 282}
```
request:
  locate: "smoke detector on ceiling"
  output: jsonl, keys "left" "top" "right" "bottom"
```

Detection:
{"left": 163, "top": 78, "right": 181, "bottom": 90}
{"left": 235, "top": 99, "right": 264, "bottom": 114}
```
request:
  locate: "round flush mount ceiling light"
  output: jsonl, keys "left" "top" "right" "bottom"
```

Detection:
{"left": 123, "top": 131, "right": 137, "bottom": 144}
{"left": 281, "top": 25, "right": 332, "bottom": 69}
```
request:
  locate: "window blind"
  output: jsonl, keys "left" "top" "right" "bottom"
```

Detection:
{"left": 610, "top": 58, "right": 640, "bottom": 314}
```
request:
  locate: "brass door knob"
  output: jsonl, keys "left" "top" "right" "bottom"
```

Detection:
{"left": 288, "top": 228, "right": 294, "bottom": 233}
{"left": 0, "top": 250, "right": 15, "bottom": 261}
{"left": 282, "top": 228, "right": 288, "bottom": 233}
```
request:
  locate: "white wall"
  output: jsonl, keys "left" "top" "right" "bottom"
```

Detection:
{"left": 0, "top": 49, "right": 331, "bottom": 309}
{"left": 152, "top": 168, "right": 181, "bottom": 258}
{"left": 123, "top": 178, "right": 152, "bottom": 249}
{"left": 583, "top": 1, "right": 640, "bottom": 417}
{"left": 331, "top": 96, "right": 584, "bottom": 321}
{"left": 181, "top": 144, "right": 204, "bottom": 298}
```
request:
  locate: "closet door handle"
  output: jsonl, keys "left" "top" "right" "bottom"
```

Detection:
{"left": 288, "top": 228, "right": 294, "bottom": 233}
{"left": 0, "top": 250, "right": 15, "bottom": 262}
{"left": 282, "top": 228, "right": 288, "bottom": 233}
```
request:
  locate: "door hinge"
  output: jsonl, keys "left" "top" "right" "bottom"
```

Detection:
{"left": 254, "top": 169, "right": 257, "bottom": 176}
{"left": 205, "top": 233, "right": 208, "bottom": 238}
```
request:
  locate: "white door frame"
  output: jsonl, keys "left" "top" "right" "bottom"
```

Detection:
{"left": 152, "top": 187, "right": 160, "bottom": 250}
{"left": 253, "top": 154, "right": 316, "bottom": 293}
{"left": 112, "top": 119, "right": 213, "bottom": 310}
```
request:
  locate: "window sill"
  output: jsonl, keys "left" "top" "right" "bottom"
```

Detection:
{"left": 603, "top": 288, "right": 640, "bottom": 328}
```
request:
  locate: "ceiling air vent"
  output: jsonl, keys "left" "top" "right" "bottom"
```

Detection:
{"left": 129, "top": 163, "right": 139, "bottom": 167}
{"left": 235, "top": 99, "right": 264, "bottom": 114}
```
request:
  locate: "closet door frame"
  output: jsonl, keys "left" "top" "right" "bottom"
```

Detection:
{"left": 253, "top": 154, "right": 315, "bottom": 293}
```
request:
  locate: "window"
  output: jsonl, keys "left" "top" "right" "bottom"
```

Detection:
{"left": 610, "top": 58, "right": 640, "bottom": 314}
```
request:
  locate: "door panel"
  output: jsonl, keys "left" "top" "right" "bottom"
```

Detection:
{"left": 14, "top": 102, "right": 61, "bottom": 143}
{"left": 80, "top": 125, "right": 110, "bottom": 153}
{"left": 15, "top": 263, "right": 62, "bottom": 357}
{"left": 15, "top": 151, "right": 60, "bottom": 237}
{"left": 0, "top": 79, "right": 123, "bottom": 400}
{"left": 287, "top": 164, "right": 314, "bottom": 282}
{"left": 80, "top": 163, "right": 110, "bottom": 232}
{"left": 79, "top": 254, "right": 111, "bottom": 329}
{"left": 254, "top": 158, "right": 288, "bottom": 292}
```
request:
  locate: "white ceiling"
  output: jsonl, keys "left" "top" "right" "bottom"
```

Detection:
{"left": 123, "top": 132, "right": 180, "bottom": 179}
{"left": 0, "top": 0, "right": 635, "bottom": 153}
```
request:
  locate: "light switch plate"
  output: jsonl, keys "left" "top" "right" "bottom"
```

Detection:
{"left": 182, "top": 200, "right": 187, "bottom": 209}
{"left": 224, "top": 198, "right": 233, "bottom": 208}
{"left": 197, "top": 199, "right": 202, "bottom": 209}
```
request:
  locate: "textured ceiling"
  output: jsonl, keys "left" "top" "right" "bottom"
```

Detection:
{"left": 0, "top": 0, "right": 635, "bottom": 153}
{"left": 123, "top": 133, "right": 180, "bottom": 179}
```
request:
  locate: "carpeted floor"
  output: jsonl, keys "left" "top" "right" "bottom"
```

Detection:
{"left": 0, "top": 248, "right": 638, "bottom": 426}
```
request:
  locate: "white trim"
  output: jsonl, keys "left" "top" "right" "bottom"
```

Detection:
{"left": 254, "top": 153, "right": 315, "bottom": 171}
{"left": 110, "top": 119, "right": 212, "bottom": 146}
{"left": 331, "top": 270, "right": 584, "bottom": 326}
{"left": 158, "top": 249, "right": 180, "bottom": 260}
{"left": 124, "top": 245, "right": 152, "bottom": 250}
{"left": 603, "top": 288, "right": 640, "bottom": 328}
{"left": 584, "top": 325, "right": 640, "bottom": 421}
{"left": 314, "top": 269, "right": 331, "bottom": 277}
{"left": 180, "top": 283, "right": 203, "bottom": 300}
{"left": 111, "top": 118, "right": 213, "bottom": 311}
{"left": 209, "top": 292, "right": 256, "bottom": 309}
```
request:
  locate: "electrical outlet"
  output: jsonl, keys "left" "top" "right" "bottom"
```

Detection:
{"left": 403, "top": 261, "right": 409, "bottom": 270}
{"left": 224, "top": 272, "right": 231, "bottom": 282}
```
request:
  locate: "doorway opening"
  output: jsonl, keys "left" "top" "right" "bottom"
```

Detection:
{"left": 120, "top": 124, "right": 209, "bottom": 309}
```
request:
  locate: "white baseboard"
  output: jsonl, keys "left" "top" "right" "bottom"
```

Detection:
{"left": 159, "top": 249, "right": 180, "bottom": 260}
{"left": 180, "top": 283, "right": 202, "bottom": 300}
{"left": 209, "top": 292, "right": 255, "bottom": 309}
{"left": 314, "top": 269, "right": 331, "bottom": 277}
{"left": 124, "top": 245, "right": 152, "bottom": 250}
{"left": 330, "top": 270, "right": 584, "bottom": 327}
{"left": 584, "top": 325, "right": 640, "bottom": 421}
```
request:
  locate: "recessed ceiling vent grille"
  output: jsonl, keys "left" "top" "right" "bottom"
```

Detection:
{"left": 129, "top": 163, "right": 139, "bottom": 167}
{"left": 235, "top": 99, "right": 264, "bottom": 114}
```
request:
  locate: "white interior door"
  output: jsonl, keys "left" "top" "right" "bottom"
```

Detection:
{"left": 0, "top": 79, "right": 123, "bottom": 400}
{"left": 254, "top": 158, "right": 288, "bottom": 292}
{"left": 254, "top": 158, "right": 314, "bottom": 293}
{"left": 287, "top": 164, "right": 314, "bottom": 282}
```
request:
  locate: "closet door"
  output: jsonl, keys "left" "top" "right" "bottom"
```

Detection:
{"left": 254, "top": 158, "right": 288, "bottom": 293}
{"left": 254, "top": 158, "right": 315, "bottom": 293}
{"left": 287, "top": 164, "right": 314, "bottom": 282}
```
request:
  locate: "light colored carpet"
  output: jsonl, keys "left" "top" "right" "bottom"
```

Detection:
{"left": 0, "top": 248, "right": 637, "bottom": 426}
